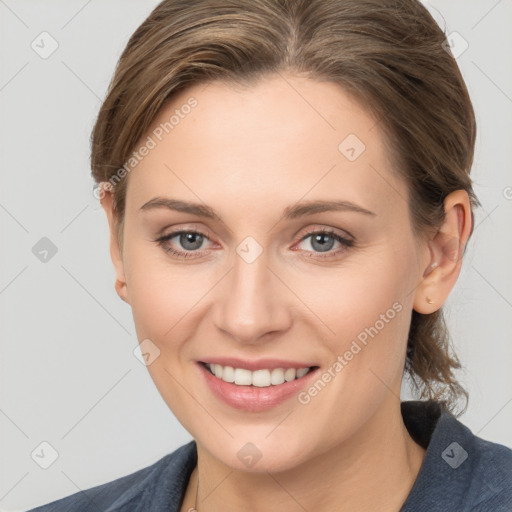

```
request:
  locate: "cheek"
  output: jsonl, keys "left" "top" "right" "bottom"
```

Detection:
{"left": 123, "top": 246, "right": 212, "bottom": 429}
{"left": 291, "top": 271, "right": 410, "bottom": 438}
{"left": 128, "top": 269, "right": 200, "bottom": 347}
{"left": 299, "top": 250, "right": 411, "bottom": 345}
{"left": 124, "top": 241, "right": 219, "bottom": 358}
{"left": 296, "top": 246, "right": 414, "bottom": 392}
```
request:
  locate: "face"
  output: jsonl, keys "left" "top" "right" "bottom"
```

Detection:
{"left": 110, "top": 73, "right": 430, "bottom": 472}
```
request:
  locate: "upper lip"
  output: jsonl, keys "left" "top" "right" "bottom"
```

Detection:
{"left": 199, "top": 357, "right": 319, "bottom": 371}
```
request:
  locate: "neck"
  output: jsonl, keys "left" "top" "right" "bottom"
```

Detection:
{"left": 183, "top": 398, "right": 426, "bottom": 512}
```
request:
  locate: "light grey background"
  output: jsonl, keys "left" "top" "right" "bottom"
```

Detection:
{"left": 0, "top": 1, "right": 511, "bottom": 510}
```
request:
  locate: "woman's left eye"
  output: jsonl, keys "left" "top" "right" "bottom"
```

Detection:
{"left": 154, "top": 228, "right": 354, "bottom": 260}
{"left": 294, "top": 230, "right": 354, "bottom": 259}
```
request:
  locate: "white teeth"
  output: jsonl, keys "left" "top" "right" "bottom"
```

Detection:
{"left": 252, "top": 369, "right": 271, "bottom": 387}
{"left": 270, "top": 368, "right": 285, "bottom": 385}
{"left": 284, "top": 368, "right": 296, "bottom": 382}
{"left": 205, "top": 363, "right": 313, "bottom": 387}
{"left": 296, "top": 367, "right": 309, "bottom": 378}
{"left": 222, "top": 365, "right": 235, "bottom": 383}
{"left": 213, "top": 364, "right": 223, "bottom": 379}
{"left": 234, "top": 368, "right": 252, "bottom": 385}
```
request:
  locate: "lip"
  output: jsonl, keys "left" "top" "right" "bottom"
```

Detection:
{"left": 197, "top": 361, "right": 320, "bottom": 412}
{"left": 198, "top": 357, "right": 317, "bottom": 371}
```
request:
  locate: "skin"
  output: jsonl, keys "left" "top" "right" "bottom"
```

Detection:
{"left": 101, "top": 72, "right": 472, "bottom": 512}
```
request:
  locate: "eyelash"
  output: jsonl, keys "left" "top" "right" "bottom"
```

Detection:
{"left": 154, "top": 227, "right": 354, "bottom": 260}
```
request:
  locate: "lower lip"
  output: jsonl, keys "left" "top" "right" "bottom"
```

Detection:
{"left": 197, "top": 362, "right": 320, "bottom": 412}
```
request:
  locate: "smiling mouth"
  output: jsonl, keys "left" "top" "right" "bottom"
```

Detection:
{"left": 201, "top": 362, "right": 319, "bottom": 387}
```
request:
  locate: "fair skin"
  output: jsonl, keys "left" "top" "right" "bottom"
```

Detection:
{"left": 101, "top": 72, "right": 472, "bottom": 512}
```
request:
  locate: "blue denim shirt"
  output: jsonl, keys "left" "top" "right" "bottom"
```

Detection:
{"left": 27, "top": 401, "right": 512, "bottom": 511}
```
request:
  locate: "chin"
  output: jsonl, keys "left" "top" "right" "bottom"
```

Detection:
{"left": 197, "top": 429, "right": 317, "bottom": 474}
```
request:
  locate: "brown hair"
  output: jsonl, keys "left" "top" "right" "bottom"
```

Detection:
{"left": 91, "top": 0, "right": 478, "bottom": 413}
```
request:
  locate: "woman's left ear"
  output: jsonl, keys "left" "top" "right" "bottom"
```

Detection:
{"left": 413, "top": 190, "right": 473, "bottom": 314}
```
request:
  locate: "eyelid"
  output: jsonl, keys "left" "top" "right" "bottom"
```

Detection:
{"left": 296, "top": 225, "right": 354, "bottom": 243}
{"left": 155, "top": 224, "right": 355, "bottom": 259}
{"left": 157, "top": 224, "right": 217, "bottom": 243}
{"left": 157, "top": 224, "right": 353, "bottom": 245}
{"left": 291, "top": 227, "right": 354, "bottom": 259}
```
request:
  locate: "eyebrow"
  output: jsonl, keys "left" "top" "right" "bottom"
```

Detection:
{"left": 139, "top": 197, "right": 376, "bottom": 220}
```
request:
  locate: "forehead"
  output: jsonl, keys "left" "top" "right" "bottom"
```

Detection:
{"left": 125, "top": 73, "right": 408, "bottom": 219}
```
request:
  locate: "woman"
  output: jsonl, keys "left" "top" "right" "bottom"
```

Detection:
{"left": 29, "top": 0, "right": 512, "bottom": 510}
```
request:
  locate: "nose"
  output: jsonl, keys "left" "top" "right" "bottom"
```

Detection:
{"left": 213, "top": 249, "right": 292, "bottom": 345}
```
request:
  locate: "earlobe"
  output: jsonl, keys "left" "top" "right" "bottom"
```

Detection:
{"left": 413, "top": 190, "right": 472, "bottom": 314}
{"left": 99, "top": 183, "right": 129, "bottom": 304}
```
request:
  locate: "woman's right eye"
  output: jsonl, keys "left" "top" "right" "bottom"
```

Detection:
{"left": 154, "top": 230, "right": 214, "bottom": 259}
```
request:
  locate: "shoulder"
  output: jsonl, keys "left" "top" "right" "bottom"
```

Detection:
{"left": 463, "top": 430, "right": 512, "bottom": 511}
{"left": 26, "top": 441, "right": 197, "bottom": 512}
{"left": 401, "top": 401, "right": 512, "bottom": 512}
